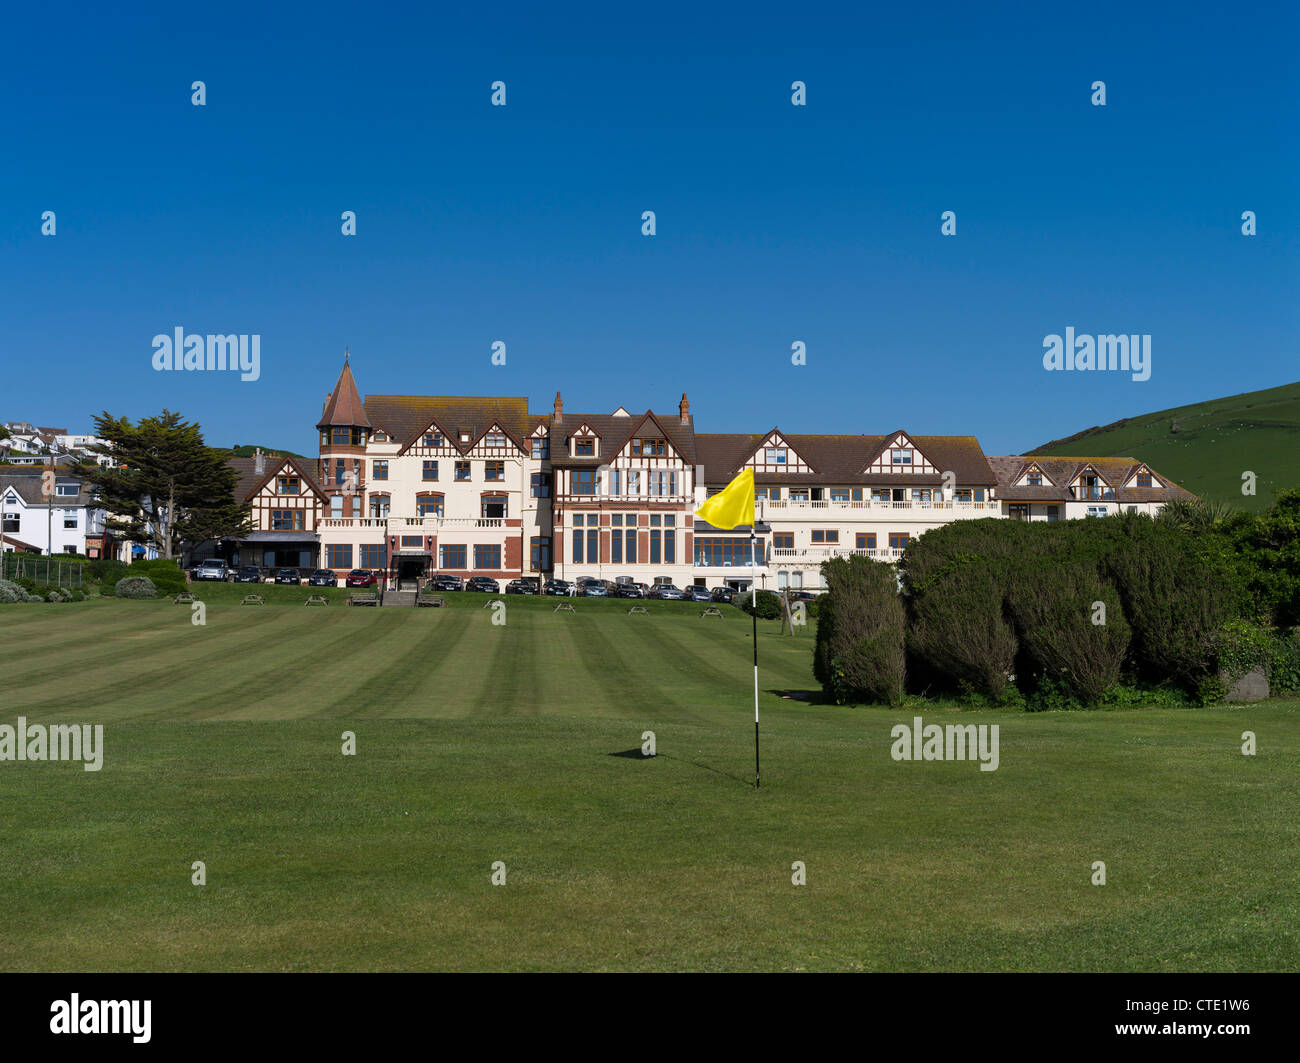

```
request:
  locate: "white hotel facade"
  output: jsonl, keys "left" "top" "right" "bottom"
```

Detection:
{"left": 223, "top": 358, "right": 1193, "bottom": 590}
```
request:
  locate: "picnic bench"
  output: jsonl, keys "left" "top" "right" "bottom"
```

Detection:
{"left": 173, "top": 591, "right": 196, "bottom": 604}
{"left": 240, "top": 594, "right": 265, "bottom": 606}
{"left": 416, "top": 589, "right": 446, "bottom": 607}
{"left": 304, "top": 595, "right": 329, "bottom": 606}
{"left": 626, "top": 605, "right": 648, "bottom": 615}
{"left": 700, "top": 606, "right": 724, "bottom": 618}
{"left": 348, "top": 592, "right": 380, "bottom": 606}
{"left": 553, "top": 602, "right": 576, "bottom": 613}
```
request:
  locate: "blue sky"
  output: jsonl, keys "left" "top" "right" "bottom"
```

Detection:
{"left": 2, "top": 1, "right": 1295, "bottom": 456}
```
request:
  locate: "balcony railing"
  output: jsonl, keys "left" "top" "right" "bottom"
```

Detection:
{"left": 319, "top": 517, "right": 506, "bottom": 531}
{"left": 760, "top": 499, "right": 997, "bottom": 513}
{"left": 767, "top": 546, "right": 905, "bottom": 562}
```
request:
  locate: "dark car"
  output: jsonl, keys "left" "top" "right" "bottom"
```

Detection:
{"left": 617, "top": 582, "right": 647, "bottom": 598}
{"left": 274, "top": 568, "right": 302, "bottom": 585}
{"left": 466, "top": 576, "right": 500, "bottom": 594}
{"left": 505, "top": 579, "right": 537, "bottom": 595}
{"left": 578, "top": 578, "right": 607, "bottom": 598}
{"left": 543, "top": 579, "right": 571, "bottom": 596}
{"left": 308, "top": 568, "right": 338, "bottom": 587}
{"left": 648, "top": 583, "right": 684, "bottom": 600}
{"left": 234, "top": 565, "right": 263, "bottom": 583}
{"left": 787, "top": 590, "right": 817, "bottom": 603}
{"left": 685, "top": 585, "right": 712, "bottom": 602}
{"left": 710, "top": 586, "right": 737, "bottom": 604}
{"left": 431, "top": 574, "right": 464, "bottom": 591}
{"left": 345, "top": 569, "right": 378, "bottom": 588}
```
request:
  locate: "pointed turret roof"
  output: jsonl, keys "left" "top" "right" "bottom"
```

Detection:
{"left": 317, "top": 352, "right": 370, "bottom": 429}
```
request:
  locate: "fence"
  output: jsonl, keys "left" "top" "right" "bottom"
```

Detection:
{"left": 1, "top": 553, "right": 84, "bottom": 588}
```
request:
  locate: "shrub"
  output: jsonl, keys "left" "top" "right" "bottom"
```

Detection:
{"left": 907, "top": 560, "right": 1019, "bottom": 699}
{"left": 1215, "top": 619, "right": 1274, "bottom": 682}
{"left": 1007, "top": 561, "right": 1131, "bottom": 707}
{"left": 130, "top": 559, "right": 186, "bottom": 594}
{"left": 1103, "top": 520, "right": 1234, "bottom": 691}
{"left": 1268, "top": 628, "right": 1300, "bottom": 694}
{"left": 115, "top": 575, "right": 158, "bottom": 599}
{"left": 0, "top": 579, "right": 31, "bottom": 603}
{"left": 814, "top": 555, "right": 906, "bottom": 705}
{"left": 738, "top": 589, "right": 782, "bottom": 620}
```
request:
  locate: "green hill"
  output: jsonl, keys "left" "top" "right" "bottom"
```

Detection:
{"left": 221, "top": 443, "right": 310, "bottom": 462}
{"left": 1028, "top": 381, "right": 1300, "bottom": 512}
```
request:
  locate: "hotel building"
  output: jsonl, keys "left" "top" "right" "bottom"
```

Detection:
{"left": 219, "top": 358, "right": 1194, "bottom": 590}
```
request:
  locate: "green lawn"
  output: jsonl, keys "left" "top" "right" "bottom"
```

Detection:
{"left": 2, "top": 597, "right": 1297, "bottom": 971}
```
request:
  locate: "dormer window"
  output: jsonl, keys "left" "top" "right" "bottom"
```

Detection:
{"left": 485, "top": 431, "right": 506, "bottom": 448}
{"left": 1026, "top": 472, "right": 1043, "bottom": 486}
{"left": 574, "top": 438, "right": 596, "bottom": 457}
{"left": 891, "top": 448, "right": 913, "bottom": 466}
{"left": 276, "top": 475, "right": 301, "bottom": 495}
{"left": 765, "top": 447, "right": 787, "bottom": 464}
{"left": 632, "top": 437, "right": 666, "bottom": 456}
{"left": 1136, "top": 472, "right": 1153, "bottom": 488}
{"left": 531, "top": 437, "right": 549, "bottom": 459}
{"left": 424, "top": 430, "right": 443, "bottom": 447}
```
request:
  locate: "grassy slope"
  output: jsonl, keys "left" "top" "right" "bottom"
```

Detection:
{"left": 2, "top": 597, "right": 1298, "bottom": 972}
{"left": 1028, "top": 380, "right": 1300, "bottom": 512}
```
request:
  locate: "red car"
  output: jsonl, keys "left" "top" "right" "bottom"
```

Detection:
{"left": 345, "top": 569, "right": 378, "bottom": 588}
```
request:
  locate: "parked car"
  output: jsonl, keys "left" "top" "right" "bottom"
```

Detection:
{"left": 308, "top": 568, "right": 338, "bottom": 587}
{"left": 617, "top": 582, "right": 647, "bottom": 598}
{"left": 192, "top": 558, "right": 231, "bottom": 581}
{"left": 505, "top": 579, "right": 537, "bottom": 595}
{"left": 274, "top": 568, "right": 302, "bottom": 585}
{"left": 648, "top": 583, "right": 684, "bottom": 600}
{"left": 431, "top": 574, "right": 464, "bottom": 591}
{"left": 711, "top": 586, "right": 737, "bottom": 604}
{"left": 543, "top": 579, "right": 571, "bottom": 596}
{"left": 788, "top": 590, "right": 816, "bottom": 602}
{"left": 685, "top": 585, "right": 712, "bottom": 602}
{"left": 345, "top": 569, "right": 378, "bottom": 588}
{"left": 234, "top": 565, "right": 264, "bottom": 583}
{"left": 466, "top": 576, "right": 500, "bottom": 593}
{"left": 580, "top": 580, "right": 608, "bottom": 597}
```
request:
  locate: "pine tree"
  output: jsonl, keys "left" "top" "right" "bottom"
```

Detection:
{"left": 76, "top": 411, "right": 248, "bottom": 558}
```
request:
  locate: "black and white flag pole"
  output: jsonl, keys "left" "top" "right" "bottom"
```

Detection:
{"left": 752, "top": 526, "right": 760, "bottom": 789}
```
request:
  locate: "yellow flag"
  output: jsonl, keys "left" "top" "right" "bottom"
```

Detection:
{"left": 695, "top": 467, "right": 754, "bottom": 530}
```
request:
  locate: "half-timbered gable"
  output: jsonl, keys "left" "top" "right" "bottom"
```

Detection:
{"left": 744, "top": 430, "right": 815, "bottom": 475}
{"left": 862, "top": 431, "right": 940, "bottom": 476}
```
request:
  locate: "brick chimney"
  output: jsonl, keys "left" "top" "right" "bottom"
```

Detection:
{"left": 553, "top": 391, "right": 563, "bottom": 422}
{"left": 679, "top": 392, "right": 690, "bottom": 424}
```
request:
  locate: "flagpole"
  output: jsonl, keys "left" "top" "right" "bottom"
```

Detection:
{"left": 752, "top": 521, "right": 759, "bottom": 789}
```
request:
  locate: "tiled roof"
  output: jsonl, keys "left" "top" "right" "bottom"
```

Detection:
{"left": 226, "top": 455, "right": 326, "bottom": 502}
{"left": 0, "top": 473, "right": 95, "bottom": 506}
{"left": 695, "top": 433, "right": 997, "bottom": 486}
{"left": 989, "top": 455, "right": 1196, "bottom": 502}
{"left": 363, "top": 395, "right": 546, "bottom": 455}
{"left": 549, "top": 409, "right": 697, "bottom": 466}
{"left": 318, "top": 359, "right": 371, "bottom": 428}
